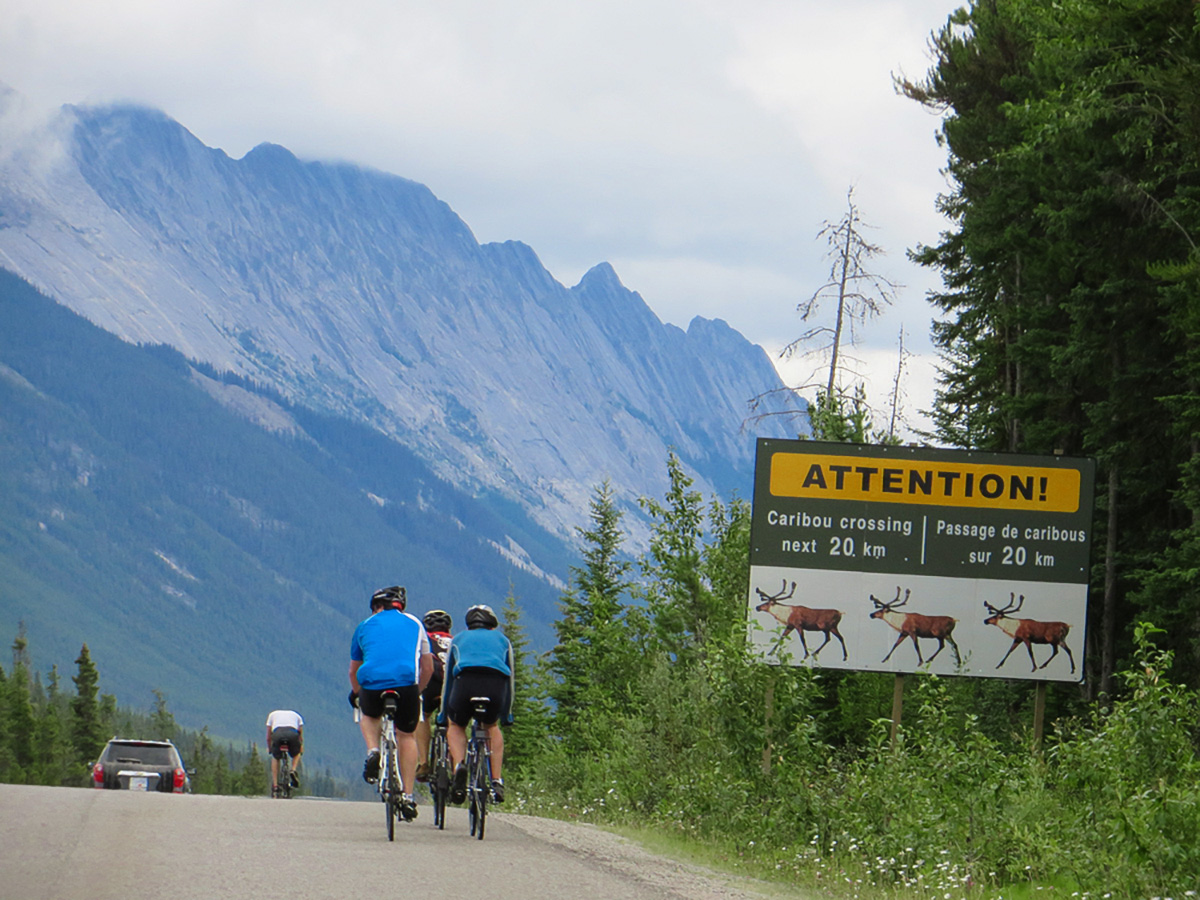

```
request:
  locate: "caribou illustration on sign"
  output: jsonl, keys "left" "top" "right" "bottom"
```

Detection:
{"left": 983, "top": 594, "right": 1076, "bottom": 674}
{"left": 754, "top": 579, "right": 848, "bottom": 661}
{"left": 868, "top": 587, "right": 961, "bottom": 666}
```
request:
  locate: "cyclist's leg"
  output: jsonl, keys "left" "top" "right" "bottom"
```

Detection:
{"left": 397, "top": 730, "right": 419, "bottom": 794}
{"left": 484, "top": 721, "right": 504, "bottom": 781}
{"left": 447, "top": 722, "right": 468, "bottom": 770}
{"left": 357, "top": 689, "right": 389, "bottom": 782}
{"left": 358, "top": 714, "right": 382, "bottom": 753}
{"left": 391, "top": 684, "right": 422, "bottom": 796}
{"left": 414, "top": 715, "right": 431, "bottom": 780}
{"left": 359, "top": 714, "right": 383, "bottom": 781}
{"left": 268, "top": 731, "right": 282, "bottom": 789}
{"left": 416, "top": 680, "right": 440, "bottom": 780}
{"left": 447, "top": 722, "right": 469, "bottom": 802}
{"left": 443, "top": 683, "right": 474, "bottom": 771}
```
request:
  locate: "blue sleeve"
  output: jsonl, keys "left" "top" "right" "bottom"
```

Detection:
{"left": 350, "top": 623, "right": 365, "bottom": 662}
{"left": 503, "top": 640, "right": 515, "bottom": 723}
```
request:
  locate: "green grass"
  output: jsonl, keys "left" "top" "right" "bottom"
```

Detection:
{"left": 601, "top": 822, "right": 820, "bottom": 899}
{"left": 591, "top": 821, "right": 1118, "bottom": 900}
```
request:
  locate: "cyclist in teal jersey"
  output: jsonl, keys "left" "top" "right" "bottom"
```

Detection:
{"left": 438, "top": 604, "right": 514, "bottom": 804}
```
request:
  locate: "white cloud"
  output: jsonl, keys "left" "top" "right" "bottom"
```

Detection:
{"left": 0, "top": 0, "right": 958, "bottom": 442}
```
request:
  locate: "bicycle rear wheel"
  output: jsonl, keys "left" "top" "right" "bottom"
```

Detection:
{"left": 472, "top": 746, "right": 488, "bottom": 840}
{"left": 467, "top": 749, "right": 479, "bottom": 837}
{"left": 431, "top": 729, "right": 448, "bottom": 829}
{"left": 382, "top": 742, "right": 400, "bottom": 842}
{"left": 277, "top": 753, "right": 292, "bottom": 799}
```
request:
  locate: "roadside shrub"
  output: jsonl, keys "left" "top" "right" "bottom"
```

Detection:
{"left": 519, "top": 622, "right": 1200, "bottom": 898}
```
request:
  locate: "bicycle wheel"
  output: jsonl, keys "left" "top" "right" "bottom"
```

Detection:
{"left": 466, "top": 746, "right": 478, "bottom": 836}
{"left": 431, "top": 729, "right": 448, "bottom": 829}
{"left": 472, "top": 744, "right": 488, "bottom": 840}
{"left": 277, "top": 755, "right": 291, "bottom": 799}
{"left": 382, "top": 742, "right": 399, "bottom": 841}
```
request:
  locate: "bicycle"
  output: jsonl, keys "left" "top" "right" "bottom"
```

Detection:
{"left": 273, "top": 743, "right": 293, "bottom": 799}
{"left": 356, "top": 690, "right": 411, "bottom": 840}
{"left": 429, "top": 722, "right": 451, "bottom": 830}
{"left": 464, "top": 697, "right": 494, "bottom": 840}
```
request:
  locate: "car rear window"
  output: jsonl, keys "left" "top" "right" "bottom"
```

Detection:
{"left": 105, "top": 744, "right": 177, "bottom": 766}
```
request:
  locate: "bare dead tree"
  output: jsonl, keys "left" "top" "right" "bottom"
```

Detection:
{"left": 887, "top": 325, "right": 912, "bottom": 440}
{"left": 745, "top": 187, "right": 903, "bottom": 438}
{"left": 784, "top": 186, "right": 900, "bottom": 400}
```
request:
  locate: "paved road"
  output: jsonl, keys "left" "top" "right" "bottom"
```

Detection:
{"left": 0, "top": 784, "right": 780, "bottom": 900}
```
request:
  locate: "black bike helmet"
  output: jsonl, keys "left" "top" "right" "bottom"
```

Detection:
{"left": 371, "top": 585, "right": 406, "bottom": 611}
{"left": 464, "top": 604, "right": 498, "bottom": 630}
{"left": 422, "top": 609, "right": 452, "bottom": 632}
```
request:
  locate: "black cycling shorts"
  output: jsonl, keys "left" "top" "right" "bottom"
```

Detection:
{"left": 359, "top": 684, "right": 421, "bottom": 733}
{"left": 421, "top": 675, "right": 444, "bottom": 718}
{"left": 270, "top": 727, "right": 302, "bottom": 759}
{"left": 444, "top": 668, "right": 510, "bottom": 727}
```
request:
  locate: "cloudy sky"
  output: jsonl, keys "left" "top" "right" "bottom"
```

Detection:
{"left": 2, "top": 0, "right": 961, "bottom": 439}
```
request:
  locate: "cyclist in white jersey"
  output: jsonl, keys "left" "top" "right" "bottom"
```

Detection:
{"left": 266, "top": 709, "right": 304, "bottom": 792}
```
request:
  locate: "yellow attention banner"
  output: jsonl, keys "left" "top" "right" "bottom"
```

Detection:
{"left": 770, "top": 452, "right": 1082, "bottom": 513}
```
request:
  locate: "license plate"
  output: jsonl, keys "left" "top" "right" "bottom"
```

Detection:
{"left": 130, "top": 776, "right": 149, "bottom": 791}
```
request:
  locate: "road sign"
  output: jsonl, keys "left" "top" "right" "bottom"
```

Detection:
{"left": 747, "top": 440, "right": 1096, "bottom": 682}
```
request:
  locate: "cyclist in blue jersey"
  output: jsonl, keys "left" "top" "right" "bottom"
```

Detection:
{"left": 438, "top": 604, "right": 514, "bottom": 804}
{"left": 349, "top": 585, "right": 433, "bottom": 820}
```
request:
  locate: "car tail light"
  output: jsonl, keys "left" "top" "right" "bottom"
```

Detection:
{"left": 173, "top": 768, "right": 186, "bottom": 792}
{"left": 92, "top": 763, "right": 104, "bottom": 788}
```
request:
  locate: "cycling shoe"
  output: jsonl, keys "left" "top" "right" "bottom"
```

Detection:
{"left": 362, "top": 750, "right": 380, "bottom": 784}
{"left": 400, "top": 794, "right": 418, "bottom": 821}
{"left": 450, "top": 763, "right": 468, "bottom": 804}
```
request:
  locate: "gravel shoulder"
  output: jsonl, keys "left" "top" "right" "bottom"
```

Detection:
{"left": 503, "top": 813, "right": 806, "bottom": 900}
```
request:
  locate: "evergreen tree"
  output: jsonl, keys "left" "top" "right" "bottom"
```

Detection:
{"left": 547, "top": 480, "right": 637, "bottom": 746}
{"left": 499, "top": 587, "right": 549, "bottom": 775}
{"left": 636, "top": 453, "right": 712, "bottom": 659}
{"left": 70, "top": 644, "right": 105, "bottom": 769}
{"left": 0, "top": 665, "right": 11, "bottom": 780}
{"left": 699, "top": 494, "right": 753, "bottom": 646}
{"left": 5, "top": 658, "right": 36, "bottom": 783}
{"left": 899, "top": 0, "right": 1200, "bottom": 691}
{"left": 31, "top": 664, "right": 71, "bottom": 785}
{"left": 150, "top": 689, "right": 177, "bottom": 742}
{"left": 188, "top": 726, "right": 220, "bottom": 794}
{"left": 237, "top": 743, "right": 268, "bottom": 796}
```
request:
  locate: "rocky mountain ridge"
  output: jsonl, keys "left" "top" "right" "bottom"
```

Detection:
{"left": 0, "top": 96, "right": 802, "bottom": 549}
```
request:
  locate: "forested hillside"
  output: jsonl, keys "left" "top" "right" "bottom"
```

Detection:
{"left": 0, "top": 632, "right": 347, "bottom": 796}
{"left": 899, "top": 0, "right": 1200, "bottom": 697}
{"left": 0, "top": 267, "right": 567, "bottom": 768}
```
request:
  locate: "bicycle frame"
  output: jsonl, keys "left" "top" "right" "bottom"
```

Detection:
{"left": 465, "top": 698, "right": 493, "bottom": 840}
{"left": 378, "top": 693, "right": 403, "bottom": 841}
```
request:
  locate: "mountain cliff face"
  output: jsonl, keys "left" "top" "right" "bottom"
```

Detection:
{"left": 0, "top": 99, "right": 802, "bottom": 550}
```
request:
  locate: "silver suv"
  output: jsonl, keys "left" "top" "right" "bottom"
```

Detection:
{"left": 91, "top": 738, "right": 193, "bottom": 793}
